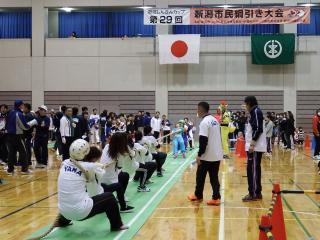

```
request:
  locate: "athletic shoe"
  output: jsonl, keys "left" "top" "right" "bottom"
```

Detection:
{"left": 111, "top": 225, "right": 129, "bottom": 231}
{"left": 255, "top": 194, "right": 263, "bottom": 200}
{"left": 6, "top": 170, "right": 14, "bottom": 176}
{"left": 157, "top": 172, "right": 163, "bottom": 177}
{"left": 120, "top": 205, "right": 134, "bottom": 213}
{"left": 207, "top": 199, "right": 221, "bottom": 206}
{"left": 174, "top": 154, "right": 178, "bottom": 159}
{"left": 137, "top": 186, "right": 151, "bottom": 192}
{"left": 0, "top": 159, "right": 6, "bottom": 165}
{"left": 187, "top": 194, "right": 203, "bottom": 202}
{"left": 35, "top": 163, "right": 46, "bottom": 169}
{"left": 182, "top": 153, "right": 186, "bottom": 159}
{"left": 242, "top": 194, "right": 258, "bottom": 202}
{"left": 313, "top": 155, "right": 319, "bottom": 160}
{"left": 124, "top": 196, "right": 130, "bottom": 202}
{"left": 145, "top": 179, "right": 154, "bottom": 184}
{"left": 21, "top": 170, "right": 33, "bottom": 175}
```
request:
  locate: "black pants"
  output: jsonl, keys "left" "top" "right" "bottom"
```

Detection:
{"left": 0, "top": 134, "right": 8, "bottom": 163}
{"left": 314, "top": 134, "right": 320, "bottom": 156}
{"left": 101, "top": 183, "right": 126, "bottom": 209}
{"left": 34, "top": 137, "right": 49, "bottom": 165}
{"left": 285, "top": 132, "right": 292, "bottom": 149}
{"left": 118, "top": 171, "right": 129, "bottom": 194}
{"left": 58, "top": 192, "right": 123, "bottom": 230}
{"left": 24, "top": 134, "right": 33, "bottom": 165}
{"left": 62, "top": 137, "right": 74, "bottom": 160}
{"left": 54, "top": 131, "right": 63, "bottom": 156}
{"left": 153, "top": 131, "right": 160, "bottom": 140}
{"left": 247, "top": 152, "right": 263, "bottom": 197}
{"left": 152, "top": 152, "right": 167, "bottom": 173}
{"left": 7, "top": 134, "right": 28, "bottom": 172}
{"left": 266, "top": 137, "right": 272, "bottom": 153}
{"left": 133, "top": 161, "right": 157, "bottom": 182}
{"left": 163, "top": 130, "right": 171, "bottom": 144}
{"left": 195, "top": 160, "right": 221, "bottom": 200}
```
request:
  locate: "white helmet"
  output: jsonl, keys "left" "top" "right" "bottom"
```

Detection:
{"left": 69, "top": 139, "right": 90, "bottom": 161}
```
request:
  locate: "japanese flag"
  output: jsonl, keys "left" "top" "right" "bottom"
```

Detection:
{"left": 158, "top": 34, "right": 200, "bottom": 64}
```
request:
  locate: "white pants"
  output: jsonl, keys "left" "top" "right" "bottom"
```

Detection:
{"left": 90, "top": 127, "right": 100, "bottom": 144}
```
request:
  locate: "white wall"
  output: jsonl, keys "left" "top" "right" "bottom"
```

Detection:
{"left": 1, "top": 0, "right": 320, "bottom": 115}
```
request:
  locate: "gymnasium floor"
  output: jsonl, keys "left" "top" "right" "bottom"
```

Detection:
{"left": 0, "top": 145, "right": 320, "bottom": 240}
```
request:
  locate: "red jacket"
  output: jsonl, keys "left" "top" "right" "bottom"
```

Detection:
{"left": 312, "top": 115, "right": 319, "bottom": 135}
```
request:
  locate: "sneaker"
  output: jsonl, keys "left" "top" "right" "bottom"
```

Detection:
{"left": 313, "top": 155, "right": 319, "bottom": 160}
{"left": 137, "top": 186, "right": 151, "bottom": 192}
{"left": 207, "top": 199, "right": 221, "bottom": 206}
{"left": 120, "top": 205, "right": 134, "bottom": 213}
{"left": 182, "top": 153, "right": 186, "bottom": 159}
{"left": 187, "top": 194, "right": 203, "bottom": 202}
{"left": 124, "top": 196, "right": 130, "bottom": 202}
{"left": 35, "top": 163, "right": 46, "bottom": 169}
{"left": 242, "top": 194, "right": 258, "bottom": 202}
{"left": 145, "top": 179, "right": 154, "bottom": 184}
{"left": 157, "top": 172, "right": 163, "bottom": 177}
{"left": 0, "top": 159, "right": 6, "bottom": 165}
{"left": 111, "top": 225, "right": 129, "bottom": 231}
{"left": 255, "top": 194, "right": 263, "bottom": 200}
{"left": 173, "top": 154, "right": 178, "bottom": 159}
{"left": 6, "top": 170, "right": 14, "bottom": 176}
{"left": 21, "top": 170, "right": 33, "bottom": 175}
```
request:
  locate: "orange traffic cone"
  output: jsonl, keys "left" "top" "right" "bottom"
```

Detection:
{"left": 271, "top": 183, "right": 287, "bottom": 240}
{"left": 305, "top": 134, "right": 311, "bottom": 149}
{"left": 239, "top": 138, "right": 247, "bottom": 158}
{"left": 259, "top": 215, "right": 272, "bottom": 240}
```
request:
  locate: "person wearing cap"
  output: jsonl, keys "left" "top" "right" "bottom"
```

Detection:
{"left": 33, "top": 105, "right": 50, "bottom": 168}
{"left": 5, "top": 100, "right": 38, "bottom": 175}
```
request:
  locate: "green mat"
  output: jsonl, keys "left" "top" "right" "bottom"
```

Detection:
{"left": 28, "top": 149, "right": 198, "bottom": 240}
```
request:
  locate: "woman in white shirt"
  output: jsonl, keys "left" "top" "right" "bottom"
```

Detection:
{"left": 101, "top": 132, "right": 151, "bottom": 192}
{"left": 32, "top": 140, "right": 127, "bottom": 240}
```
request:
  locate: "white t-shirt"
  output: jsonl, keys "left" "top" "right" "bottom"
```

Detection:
{"left": 245, "top": 122, "right": 267, "bottom": 153}
{"left": 151, "top": 117, "right": 161, "bottom": 132}
{"left": 198, "top": 115, "right": 223, "bottom": 162}
{"left": 100, "top": 144, "right": 119, "bottom": 185}
{"left": 133, "top": 142, "right": 153, "bottom": 163}
{"left": 141, "top": 135, "right": 158, "bottom": 154}
{"left": 90, "top": 114, "right": 100, "bottom": 125}
{"left": 86, "top": 166, "right": 104, "bottom": 197}
{"left": 58, "top": 160, "right": 99, "bottom": 220}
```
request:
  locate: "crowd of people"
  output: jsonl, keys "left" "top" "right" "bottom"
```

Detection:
{"left": 0, "top": 101, "right": 197, "bottom": 175}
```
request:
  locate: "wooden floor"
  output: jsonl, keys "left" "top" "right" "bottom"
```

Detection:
{"left": 1, "top": 145, "right": 320, "bottom": 240}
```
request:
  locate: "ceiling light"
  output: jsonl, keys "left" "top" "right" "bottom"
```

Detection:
{"left": 61, "top": 7, "right": 73, "bottom": 12}
{"left": 300, "top": 3, "right": 317, "bottom": 7}
{"left": 136, "top": 6, "right": 152, "bottom": 9}
{"left": 218, "top": 5, "right": 233, "bottom": 9}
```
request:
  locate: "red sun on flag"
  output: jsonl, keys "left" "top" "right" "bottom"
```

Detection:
{"left": 171, "top": 40, "right": 188, "bottom": 58}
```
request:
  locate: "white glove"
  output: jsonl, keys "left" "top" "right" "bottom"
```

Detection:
{"left": 28, "top": 119, "right": 38, "bottom": 127}
{"left": 62, "top": 137, "right": 66, "bottom": 144}
{"left": 81, "top": 135, "right": 87, "bottom": 139}
{"left": 129, "top": 149, "right": 136, "bottom": 158}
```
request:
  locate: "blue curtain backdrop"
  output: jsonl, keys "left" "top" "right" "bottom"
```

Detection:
{"left": 0, "top": 12, "right": 31, "bottom": 38}
{"left": 59, "top": 11, "right": 155, "bottom": 38}
{"left": 173, "top": 24, "right": 279, "bottom": 36}
{"left": 298, "top": 8, "right": 320, "bottom": 36}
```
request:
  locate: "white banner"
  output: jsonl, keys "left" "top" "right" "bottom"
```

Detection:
{"left": 144, "top": 8, "right": 190, "bottom": 25}
{"left": 158, "top": 34, "right": 200, "bottom": 64}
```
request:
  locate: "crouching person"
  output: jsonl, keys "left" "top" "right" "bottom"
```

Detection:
{"left": 57, "top": 139, "right": 128, "bottom": 232}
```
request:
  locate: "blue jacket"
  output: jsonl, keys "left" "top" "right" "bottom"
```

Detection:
{"left": 249, "top": 106, "right": 264, "bottom": 141}
{"left": 35, "top": 116, "right": 50, "bottom": 139}
{"left": 6, "top": 106, "right": 30, "bottom": 135}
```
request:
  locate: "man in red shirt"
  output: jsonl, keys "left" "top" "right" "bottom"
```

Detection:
{"left": 312, "top": 110, "right": 320, "bottom": 174}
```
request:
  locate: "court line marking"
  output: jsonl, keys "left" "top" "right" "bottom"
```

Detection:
{"left": 219, "top": 171, "right": 225, "bottom": 240}
{"left": 0, "top": 175, "right": 48, "bottom": 193}
{"left": 289, "top": 178, "right": 320, "bottom": 208}
{"left": 0, "top": 192, "right": 57, "bottom": 220}
{"left": 269, "top": 179, "right": 314, "bottom": 239}
{"left": 155, "top": 206, "right": 320, "bottom": 217}
{"left": 114, "top": 149, "right": 198, "bottom": 240}
{"left": 151, "top": 216, "right": 320, "bottom": 221}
